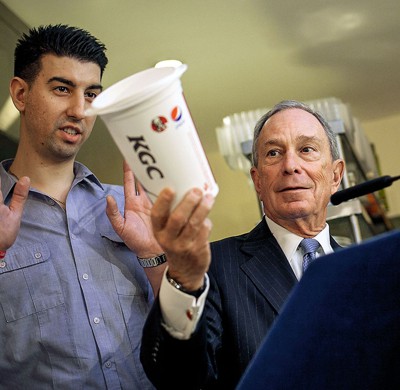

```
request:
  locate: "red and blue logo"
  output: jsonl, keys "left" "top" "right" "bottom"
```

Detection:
{"left": 171, "top": 106, "right": 183, "bottom": 122}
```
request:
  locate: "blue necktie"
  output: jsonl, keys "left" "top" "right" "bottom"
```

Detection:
{"left": 300, "top": 238, "right": 320, "bottom": 272}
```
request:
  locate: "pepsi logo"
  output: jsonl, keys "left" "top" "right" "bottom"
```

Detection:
{"left": 171, "top": 106, "right": 183, "bottom": 121}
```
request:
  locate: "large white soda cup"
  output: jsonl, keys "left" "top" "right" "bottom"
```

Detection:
{"left": 85, "top": 64, "right": 218, "bottom": 207}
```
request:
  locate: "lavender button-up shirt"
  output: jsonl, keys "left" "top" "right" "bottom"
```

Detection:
{"left": 0, "top": 159, "right": 154, "bottom": 389}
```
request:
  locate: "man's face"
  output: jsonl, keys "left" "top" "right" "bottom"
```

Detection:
{"left": 18, "top": 54, "right": 102, "bottom": 162}
{"left": 251, "top": 108, "right": 344, "bottom": 227}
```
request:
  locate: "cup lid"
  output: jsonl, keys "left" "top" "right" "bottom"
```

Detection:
{"left": 85, "top": 64, "right": 188, "bottom": 116}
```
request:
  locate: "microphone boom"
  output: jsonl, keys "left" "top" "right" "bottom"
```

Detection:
{"left": 330, "top": 175, "right": 400, "bottom": 205}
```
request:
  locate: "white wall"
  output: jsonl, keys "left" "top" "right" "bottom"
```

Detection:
{"left": 363, "top": 114, "right": 400, "bottom": 220}
{"left": 207, "top": 152, "right": 261, "bottom": 241}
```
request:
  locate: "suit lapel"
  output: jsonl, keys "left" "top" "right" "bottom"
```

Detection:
{"left": 330, "top": 236, "right": 341, "bottom": 250}
{"left": 240, "top": 219, "right": 298, "bottom": 313}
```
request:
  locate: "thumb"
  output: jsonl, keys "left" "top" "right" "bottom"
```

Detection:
{"left": 9, "top": 176, "right": 30, "bottom": 215}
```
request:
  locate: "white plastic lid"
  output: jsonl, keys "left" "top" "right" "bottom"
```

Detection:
{"left": 85, "top": 64, "right": 188, "bottom": 116}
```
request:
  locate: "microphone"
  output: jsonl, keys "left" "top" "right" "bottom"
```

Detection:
{"left": 330, "top": 175, "right": 400, "bottom": 206}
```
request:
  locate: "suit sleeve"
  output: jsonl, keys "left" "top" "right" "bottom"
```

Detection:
{"left": 140, "top": 240, "right": 232, "bottom": 389}
{"left": 140, "top": 296, "right": 212, "bottom": 389}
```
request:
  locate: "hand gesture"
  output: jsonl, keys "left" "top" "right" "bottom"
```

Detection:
{"left": 151, "top": 187, "right": 215, "bottom": 291}
{"left": 106, "top": 161, "right": 164, "bottom": 258}
{"left": 0, "top": 176, "right": 30, "bottom": 251}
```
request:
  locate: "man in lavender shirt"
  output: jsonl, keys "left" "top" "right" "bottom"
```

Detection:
{"left": 0, "top": 24, "right": 172, "bottom": 389}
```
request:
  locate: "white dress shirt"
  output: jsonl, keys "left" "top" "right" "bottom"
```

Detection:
{"left": 159, "top": 269, "right": 209, "bottom": 340}
{"left": 265, "top": 216, "right": 334, "bottom": 280}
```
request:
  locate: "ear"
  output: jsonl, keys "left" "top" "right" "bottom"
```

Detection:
{"left": 9, "top": 77, "right": 29, "bottom": 113}
{"left": 250, "top": 166, "right": 262, "bottom": 199}
{"left": 331, "top": 159, "right": 345, "bottom": 194}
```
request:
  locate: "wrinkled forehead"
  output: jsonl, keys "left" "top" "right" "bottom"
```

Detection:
{"left": 262, "top": 108, "right": 327, "bottom": 140}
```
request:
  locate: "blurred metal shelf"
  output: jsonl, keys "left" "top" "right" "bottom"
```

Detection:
{"left": 328, "top": 120, "right": 394, "bottom": 245}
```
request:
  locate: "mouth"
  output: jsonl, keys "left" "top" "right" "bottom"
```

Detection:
{"left": 278, "top": 186, "right": 309, "bottom": 193}
{"left": 60, "top": 126, "right": 82, "bottom": 136}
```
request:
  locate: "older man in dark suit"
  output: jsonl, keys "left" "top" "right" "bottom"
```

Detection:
{"left": 140, "top": 100, "right": 345, "bottom": 389}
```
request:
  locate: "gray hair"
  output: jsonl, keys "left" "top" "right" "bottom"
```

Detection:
{"left": 252, "top": 100, "right": 340, "bottom": 167}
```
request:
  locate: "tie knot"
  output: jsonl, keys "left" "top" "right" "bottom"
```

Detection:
{"left": 300, "top": 238, "right": 320, "bottom": 255}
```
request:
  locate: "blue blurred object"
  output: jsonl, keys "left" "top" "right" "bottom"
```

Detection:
{"left": 237, "top": 230, "right": 400, "bottom": 390}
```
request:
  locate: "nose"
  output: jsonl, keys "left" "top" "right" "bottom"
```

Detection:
{"left": 66, "top": 94, "right": 86, "bottom": 121}
{"left": 282, "top": 151, "right": 302, "bottom": 175}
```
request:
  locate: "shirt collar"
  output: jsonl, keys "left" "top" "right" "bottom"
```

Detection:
{"left": 265, "top": 215, "right": 333, "bottom": 261}
{"left": 1, "top": 159, "right": 104, "bottom": 200}
{"left": 72, "top": 161, "right": 103, "bottom": 190}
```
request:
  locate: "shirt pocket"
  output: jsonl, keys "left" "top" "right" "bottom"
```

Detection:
{"left": 99, "top": 228, "right": 140, "bottom": 295}
{"left": 0, "top": 243, "right": 64, "bottom": 322}
{"left": 99, "top": 228, "right": 151, "bottom": 329}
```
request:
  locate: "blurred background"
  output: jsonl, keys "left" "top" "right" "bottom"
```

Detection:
{"left": 1, "top": 0, "right": 400, "bottom": 241}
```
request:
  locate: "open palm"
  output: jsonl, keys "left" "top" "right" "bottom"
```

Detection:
{"left": 106, "top": 162, "right": 163, "bottom": 258}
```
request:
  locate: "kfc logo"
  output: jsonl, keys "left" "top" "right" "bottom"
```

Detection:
{"left": 151, "top": 116, "right": 167, "bottom": 132}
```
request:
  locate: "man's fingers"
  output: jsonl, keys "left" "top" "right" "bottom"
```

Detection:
{"left": 159, "top": 188, "right": 204, "bottom": 238}
{"left": 151, "top": 188, "right": 176, "bottom": 233}
{"left": 133, "top": 177, "right": 146, "bottom": 198}
{"left": 122, "top": 161, "right": 151, "bottom": 203}
{"left": 122, "top": 161, "right": 137, "bottom": 199}
{"left": 8, "top": 176, "right": 30, "bottom": 213}
{"left": 106, "top": 195, "right": 124, "bottom": 234}
{"left": 178, "top": 194, "right": 215, "bottom": 240}
{"left": 152, "top": 188, "right": 214, "bottom": 247}
{"left": 188, "top": 217, "right": 213, "bottom": 251}
{"left": 123, "top": 160, "right": 131, "bottom": 174}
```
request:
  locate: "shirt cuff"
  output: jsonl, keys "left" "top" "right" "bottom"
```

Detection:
{"left": 159, "top": 267, "right": 209, "bottom": 340}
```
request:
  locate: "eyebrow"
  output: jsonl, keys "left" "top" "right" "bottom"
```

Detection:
{"left": 296, "top": 135, "right": 322, "bottom": 144}
{"left": 261, "top": 135, "right": 322, "bottom": 149}
{"left": 47, "top": 76, "right": 103, "bottom": 91}
{"left": 267, "top": 134, "right": 321, "bottom": 143}
{"left": 262, "top": 138, "right": 282, "bottom": 148}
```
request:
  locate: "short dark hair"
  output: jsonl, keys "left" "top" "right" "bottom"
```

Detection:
{"left": 252, "top": 100, "right": 340, "bottom": 166}
{"left": 14, "top": 24, "right": 108, "bottom": 83}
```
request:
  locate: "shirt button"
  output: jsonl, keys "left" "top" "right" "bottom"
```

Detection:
{"left": 0, "top": 262, "right": 6, "bottom": 268}
{"left": 34, "top": 252, "right": 42, "bottom": 259}
{"left": 105, "top": 361, "right": 112, "bottom": 368}
{"left": 82, "top": 273, "right": 89, "bottom": 280}
{"left": 93, "top": 317, "right": 100, "bottom": 324}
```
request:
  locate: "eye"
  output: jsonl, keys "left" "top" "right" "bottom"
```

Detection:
{"left": 301, "top": 146, "right": 315, "bottom": 153}
{"left": 85, "top": 91, "right": 98, "bottom": 101}
{"left": 266, "top": 149, "right": 280, "bottom": 157}
{"left": 54, "top": 86, "right": 70, "bottom": 94}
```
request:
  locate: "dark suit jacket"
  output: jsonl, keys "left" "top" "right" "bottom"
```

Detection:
{"left": 237, "top": 230, "right": 400, "bottom": 389}
{"left": 140, "top": 219, "right": 340, "bottom": 389}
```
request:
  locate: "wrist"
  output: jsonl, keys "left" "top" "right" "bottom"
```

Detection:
{"left": 137, "top": 253, "right": 167, "bottom": 268}
{"left": 166, "top": 271, "right": 206, "bottom": 298}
